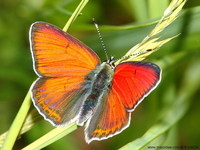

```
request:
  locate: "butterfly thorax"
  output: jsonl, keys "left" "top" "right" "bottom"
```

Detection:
{"left": 90, "top": 62, "right": 113, "bottom": 90}
{"left": 77, "top": 62, "right": 114, "bottom": 125}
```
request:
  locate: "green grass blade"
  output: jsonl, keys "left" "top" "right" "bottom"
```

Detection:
{"left": 0, "top": 110, "right": 42, "bottom": 147}
{"left": 2, "top": 90, "right": 32, "bottom": 150}
{"left": 63, "top": 0, "right": 89, "bottom": 32}
{"left": 22, "top": 123, "right": 77, "bottom": 150}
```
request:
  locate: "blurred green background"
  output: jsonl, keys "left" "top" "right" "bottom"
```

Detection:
{"left": 0, "top": 0, "right": 200, "bottom": 149}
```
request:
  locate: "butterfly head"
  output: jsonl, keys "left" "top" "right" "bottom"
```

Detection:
{"left": 106, "top": 56, "right": 115, "bottom": 69}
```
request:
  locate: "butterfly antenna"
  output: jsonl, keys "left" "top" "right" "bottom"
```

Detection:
{"left": 93, "top": 18, "right": 109, "bottom": 61}
{"left": 116, "top": 49, "right": 153, "bottom": 62}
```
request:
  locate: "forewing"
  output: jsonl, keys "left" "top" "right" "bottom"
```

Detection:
{"left": 31, "top": 76, "right": 89, "bottom": 126}
{"left": 85, "top": 88, "right": 130, "bottom": 143}
{"left": 113, "top": 61, "right": 161, "bottom": 111}
{"left": 30, "top": 22, "right": 100, "bottom": 77}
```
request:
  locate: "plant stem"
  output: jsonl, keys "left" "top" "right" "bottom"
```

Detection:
{"left": 63, "top": 0, "right": 89, "bottom": 32}
{"left": 2, "top": 90, "right": 32, "bottom": 150}
{"left": 22, "top": 124, "right": 77, "bottom": 150}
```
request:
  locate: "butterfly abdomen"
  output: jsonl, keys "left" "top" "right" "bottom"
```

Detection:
{"left": 77, "top": 63, "right": 113, "bottom": 125}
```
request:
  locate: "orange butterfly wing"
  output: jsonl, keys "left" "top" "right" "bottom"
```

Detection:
{"left": 30, "top": 22, "right": 100, "bottom": 77}
{"left": 85, "top": 61, "right": 161, "bottom": 143}
{"left": 30, "top": 22, "right": 100, "bottom": 126}
{"left": 31, "top": 77, "right": 89, "bottom": 125}
{"left": 85, "top": 87, "right": 130, "bottom": 143}
{"left": 112, "top": 62, "right": 161, "bottom": 110}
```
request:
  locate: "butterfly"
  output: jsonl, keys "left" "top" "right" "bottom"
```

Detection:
{"left": 30, "top": 22, "right": 161, "bottom": 143}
